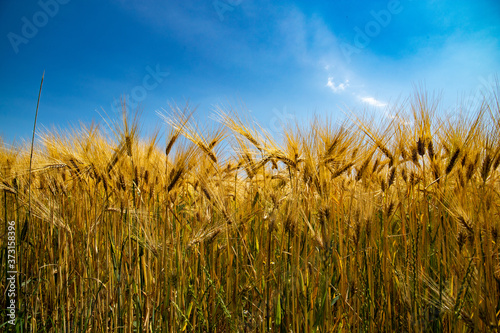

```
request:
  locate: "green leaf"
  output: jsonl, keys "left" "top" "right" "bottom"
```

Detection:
{"left": 275, "top": 296, "right": 282, "bottom": 325}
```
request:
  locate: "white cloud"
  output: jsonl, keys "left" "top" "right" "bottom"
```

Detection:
{"left": 360, "top": 96, "right": 387, "bottom": 107}
{"left": 326, "top": 77, "right": 349, "bottom": 93}
{"left": 276, "top": 8, "right": 345, "bottom": 66}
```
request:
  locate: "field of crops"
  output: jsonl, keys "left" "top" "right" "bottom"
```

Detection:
{"left": 1, "top": 91, "right": 500, "bottom": 332}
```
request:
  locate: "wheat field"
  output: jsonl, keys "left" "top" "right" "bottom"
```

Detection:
{"left": 1, "top": 90, "right": 500, "bottom": 332}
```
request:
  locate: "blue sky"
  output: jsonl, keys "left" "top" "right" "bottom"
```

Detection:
{"left": 1, "top": 0, "right": 499, "bottom": 143}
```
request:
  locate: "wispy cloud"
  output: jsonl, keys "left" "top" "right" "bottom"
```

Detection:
{"left": 326, "top": 77, "right": 349, "bottom": 93}
{"left": 276, "top": 7, "right": 345, "bottom": 67}
{"left": 360, "top": 96, "right": 387, "bottom": 107}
